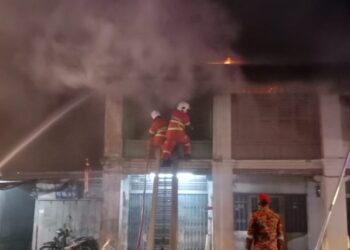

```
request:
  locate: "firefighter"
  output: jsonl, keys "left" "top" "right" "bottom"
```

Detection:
{"left": 162, "top": 101, "right": 192, "bottom": 164}
{"left": 246, "top": 193, "right": 284, "bottom": 250}
{"left": 148, "top": 110, "right": 168, "bottom": 156}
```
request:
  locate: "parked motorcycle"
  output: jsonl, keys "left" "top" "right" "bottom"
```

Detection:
{"left": 39, "top": 228, "right": 70, "bottom": 250}
{"left": 64, "top": 236, "right": 99, "bottom": 250}
{"left": 39, "top": 228, "right": 98, "bottom": 250}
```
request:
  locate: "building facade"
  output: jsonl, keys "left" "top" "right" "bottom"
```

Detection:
{"left": 32, "top": 72, "right": 350, "bottom": 250}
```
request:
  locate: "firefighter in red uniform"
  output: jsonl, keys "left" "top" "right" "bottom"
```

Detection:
{"left": 148, "top": 110, "right": 168, "bottom": 156}
{"left": 162, "top": 101, "right": 191, "bottom": 164}
{"left": 246, "top": 193, "right": 284, "bottom": 250}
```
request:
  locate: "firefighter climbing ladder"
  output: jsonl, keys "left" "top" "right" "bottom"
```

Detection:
{"left": 146, "top": 164, "right": 178, "bottom": 250}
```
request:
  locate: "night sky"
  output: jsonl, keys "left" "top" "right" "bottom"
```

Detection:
{"left": 222, "top": 0, "right": 350, "bottom": 63}
{"left": 0, "top": 0, "right": 349, "bottom": 174}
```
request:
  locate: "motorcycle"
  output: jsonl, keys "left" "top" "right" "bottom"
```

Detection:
{"left": 64, "top": 236, "right": 99, "bottom": 250}
{"left": 39, "top": 228, "right": 98, "bottom": 250}
{"left": 39, "top": 228, "right": 70, "bottom": 250}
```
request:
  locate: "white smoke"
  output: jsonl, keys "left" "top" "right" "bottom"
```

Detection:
{"left": 0, "top": 0, "right": 239, "bottom": 108}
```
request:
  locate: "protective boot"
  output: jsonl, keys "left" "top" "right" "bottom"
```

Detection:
{"left": 184, "top": 154, "right": 191, "bottom": 161}
{"left": 161, "top": 158, "right": 172, "bottom": 168}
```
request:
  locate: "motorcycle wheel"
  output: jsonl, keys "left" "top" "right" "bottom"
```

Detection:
{"left": 39, "top": 246, "right": 57, "bottom": 250}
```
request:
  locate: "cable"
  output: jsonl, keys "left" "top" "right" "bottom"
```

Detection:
{"left": 135, "top": 147, "right": 152, "bottom": 250}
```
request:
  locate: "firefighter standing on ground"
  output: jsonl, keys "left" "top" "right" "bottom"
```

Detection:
{"left": 148, "top": 110, "right": 168, "bottom": 156}
{"left": 162, "top": 101, "right": 192, "bottom": 163}
{"left": 246, "top": 193, "right": 284, "bottom": 250}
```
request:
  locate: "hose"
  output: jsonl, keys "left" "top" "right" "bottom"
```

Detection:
{"left": 135, "top": 147, "right": 153, "bottom": 250}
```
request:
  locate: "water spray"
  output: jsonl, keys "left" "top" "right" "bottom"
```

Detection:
{"left": 0, "top": 93, "right": 91, "bottom": 174}
{"left": 314, "top": 149, "right": 350, "bottom": 250}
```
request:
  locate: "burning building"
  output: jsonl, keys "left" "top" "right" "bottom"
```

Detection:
{"left": 1, "top": 62, "right": 350, "bottom": 250}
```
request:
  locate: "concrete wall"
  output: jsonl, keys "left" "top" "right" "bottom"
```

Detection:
{"left": 233, "top": 175, "right": 308, "bottom": 194}
{"left": 32, "top": 181, "right": 102, "bottom": 250}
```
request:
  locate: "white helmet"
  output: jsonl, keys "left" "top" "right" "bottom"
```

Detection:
{"left": 150, "top": 110, "right": 161, "bottom": 119}
{"left": 177, "top": 101, "right": 190, "bottom": 113}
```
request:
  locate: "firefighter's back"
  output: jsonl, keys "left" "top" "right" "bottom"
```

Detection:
{"left": 251, "top": 207, "right": 280, "bottom": 250}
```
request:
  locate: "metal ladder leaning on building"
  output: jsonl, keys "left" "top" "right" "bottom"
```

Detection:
{"left": 146, "top": 161, "right": 178, "bottom": 250}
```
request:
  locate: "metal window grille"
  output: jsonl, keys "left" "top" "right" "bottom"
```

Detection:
{"left": 127, "top": 193, "right": 152, "bottom": 250}
{"left": 234, "top": 194, "right": 249, "bottom": 231}
{"left": 284, "top": 194, "right": 307, "bottom": 233}
{"left": 178, "top": 194, "right": 208, "bottom": 250}
{"left": 234, "top": 193, "right": 307, "bottom": 233}
{"left": 128, "top": 175, "right": 208, "bottom": 250}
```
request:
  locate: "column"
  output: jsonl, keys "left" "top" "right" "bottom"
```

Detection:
{"left": 100, "top": 170, "right": 124, "bottom": 249}
{"left": 104, "top": 94, "right": 123, "bottom": 158}
{"left": 212, "top": 94, "right": 234, "bottom": 250}
{"left": 212, "top": 163, "right": 234, "bottom": 250}
{"left": 319, "top": 94, "right": 348, "bottom": 250}
{"left": 306, "top": 179, "right": 322, "bottom": 250}
{"left": 213, "top": 94, "right": 231, "bottom": 161}
{"left": 100, "top": 94, "right": 124, "bottom": 249}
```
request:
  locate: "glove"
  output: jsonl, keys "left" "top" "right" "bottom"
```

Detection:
{"left": 185, "top": 125, "right": 193, "bottom": 134}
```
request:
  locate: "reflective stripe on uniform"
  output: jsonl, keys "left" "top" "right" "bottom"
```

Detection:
{"left": 170, "top": 119, "right": 185, "bottom": 128}
{"left": 155, "top": 133, "right": 166, "bottom": 137}
{"left": 167, "top": 127, "right": 183, "bottom": 131}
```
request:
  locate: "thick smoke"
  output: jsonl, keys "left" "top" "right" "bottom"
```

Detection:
{"left": 223, "top": 0, "right": 350, "bottom": 63}
{"left": 0, "top": 0, "right": 238, "bottom": 110}
{"left": 0, "top": 0, "right": 238, "bottom": 171}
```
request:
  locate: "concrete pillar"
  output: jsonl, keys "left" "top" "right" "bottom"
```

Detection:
{"left": 100, "top": 94, "right": 124, "bottom": 250}
{"left": 213, "top": 94, "right": 231, "bottom": 160}
{"left": 100, "top": 170, "right": 124, "bottom": 249}
{"left": 104, "top": 94, "right": 123, "bottom": 158}
{"left": 212, "top": 94, "right": 234, "bottom": 250}
{"left": 321, "top": 162, "right": 348, "bottom": 250}
{"left": 212, "top": 163, "right": 234, "bottom": 250}
{"left": 307, "top": 179, "right": 322, "bottom": 250}
{"left": 319, "top": 94, "right": 348, "bottom": 249}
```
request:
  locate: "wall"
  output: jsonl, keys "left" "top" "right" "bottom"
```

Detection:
{"left": 32, "top": 181, "right": 102, "bottom": 250}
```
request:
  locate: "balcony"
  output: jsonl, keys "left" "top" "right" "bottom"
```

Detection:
{"left": 123, "top": 140, "right": 212, "bottom": 159}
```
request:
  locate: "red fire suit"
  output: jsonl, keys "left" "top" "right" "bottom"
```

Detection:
{"left": 162, "top": 110, "right": 191, "bottom": 160}
{"left": 148, "top": 116, "right": 168, "bottom": 154}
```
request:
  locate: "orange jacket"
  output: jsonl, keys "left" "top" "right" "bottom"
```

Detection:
{"left": 166, "top": 110, "right": 190, "bottom": 133}
{"left": 246, "top": 206, "right": 284, "bottom": 250}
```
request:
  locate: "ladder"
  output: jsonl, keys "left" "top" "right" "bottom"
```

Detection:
{"left": 147, "top": 165, "right": 178, "bottom": 250}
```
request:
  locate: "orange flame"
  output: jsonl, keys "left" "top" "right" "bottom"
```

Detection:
{"left": 223, "top": 57, "right": 235, "bottom": 65}
{"left": 206, "top": 57, "right": 241, "bottom": 65}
